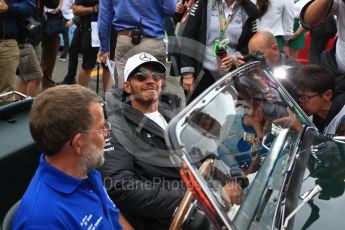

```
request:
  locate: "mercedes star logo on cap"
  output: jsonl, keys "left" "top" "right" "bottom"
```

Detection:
{"left": 139, "top": 52, "right": 152, "bottom": 61}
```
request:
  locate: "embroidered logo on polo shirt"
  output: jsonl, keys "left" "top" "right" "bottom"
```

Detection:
{"left": 80, "top": 214, "right": 93, "bottom": 226}
{"left": 80, "top": 214, "right": 103, "bottom": 229}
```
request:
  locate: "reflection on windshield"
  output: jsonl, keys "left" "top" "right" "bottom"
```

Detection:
{"left": 179, "top": 66, "right": 303, "bottom": 220}
{"left": 234, "top": 67, "right": 288, "bottom": 122}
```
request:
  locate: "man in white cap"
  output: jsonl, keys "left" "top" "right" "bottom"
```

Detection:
{"left": 100, "top": 52, "right": 245, "bottom": 229}
{"left": 100, "top": 52, "right": 183, "bottom": 230}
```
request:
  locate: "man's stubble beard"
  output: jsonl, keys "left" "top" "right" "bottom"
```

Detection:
{"left": 130, "top": 85, "right": 160, "bottom": 106}
{"left": 79, "top": 142, "right": 105, "bottom": 175}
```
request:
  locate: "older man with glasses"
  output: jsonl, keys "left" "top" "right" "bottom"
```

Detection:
{"left": 294, "top": 64, "right": 345, "bottom": 136}
{"left": 12, "top": 85, "right": 129, "bottom": 229}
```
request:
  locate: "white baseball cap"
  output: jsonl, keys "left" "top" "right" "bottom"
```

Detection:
{"left": 124, "top": 52, "right": 166, "bottom": 82}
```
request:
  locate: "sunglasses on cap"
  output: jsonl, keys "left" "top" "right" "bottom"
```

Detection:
{"left": 129, "top": 67, "right": 165, "bottom": 82}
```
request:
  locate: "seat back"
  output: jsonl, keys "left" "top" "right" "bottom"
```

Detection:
{"left": 0, "top": 98, "right": 40, "bottom": 220}
{"left": 1, "top": 200, "right": 20, "bottom": 230}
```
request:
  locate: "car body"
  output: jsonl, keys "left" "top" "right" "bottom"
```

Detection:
{"left": 166, "top": 61, "right": 345, "bottom": 229}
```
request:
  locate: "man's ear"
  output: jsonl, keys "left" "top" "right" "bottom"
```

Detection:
{"left": 70, "top": 133, "right": 83, "bottom": 155}
{"left": 272, "top": 44, "right": 279, "bottom": 52}
{"left": 124, "top": 81, "right": 131, "bottom": 94}
{"left": 323, "top": 89, "right": 333, "bottom": 101}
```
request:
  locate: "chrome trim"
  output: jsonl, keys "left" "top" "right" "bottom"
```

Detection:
{"left": 262, "top": 133, "right": 271, "bottom": 151}
{"left": 181, "top": 150, "right": 235, "bottom": 230}
{"left": 262, "top": 129, "right": 289, "bottom": 174}
{"left": 0, "top": 91, "right": 31, "bottom": 100}
{"left": 271, "top": 129, "right": 304, "bottom": 230}
{"left": 333, "top": 136, "right": 345, "bottom": 144}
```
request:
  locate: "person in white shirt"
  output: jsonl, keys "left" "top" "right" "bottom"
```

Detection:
{"left": 252, "top": 0, "right": 294, "bottom": 49}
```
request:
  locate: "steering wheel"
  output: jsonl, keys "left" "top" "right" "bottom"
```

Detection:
{"left": 169, "top": 158, "right": 214, "bottom": 230}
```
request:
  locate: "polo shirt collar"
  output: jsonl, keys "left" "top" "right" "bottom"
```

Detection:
{"left": 38, "top": 154, "right": 95, "bottom": 194}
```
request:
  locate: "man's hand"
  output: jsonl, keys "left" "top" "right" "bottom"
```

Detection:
{"left": 273, "top": 108, "right": 303, "bottom": 132}
{"left": 221, "top": 181, "right": 244, "bottom": 206}
{"left": 176, "top": 2, "right": 186, "bottom": 14}
{"left": 66, "top": 20, "right": 74, "bottom": 27}
{"left": 0, "top": 0, "right": 9, "bottom": 13}
{"left": 290, "top": 25, "right": 304, "bottom": 41}
{"left": 236, "top": 54, "right": 246, "bottom": 68}
{"left": 97, "top": 51, "right": 110, "bottom": 64}
{"left": 72, "top": 4, "right": 93, "bottom": 17}
{"left": 182, "top": 74, "right": 194, "bottom": 92}
{"left": 220, "top": 55, "right": 234, "bottom": 71}
{"left": 244, "top": 153, "right": 261, "bottom": 175}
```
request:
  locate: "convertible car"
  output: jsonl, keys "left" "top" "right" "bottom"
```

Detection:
{"left": 165, "top": 61, "right": 345, "bottom": 229}
{"left": 1, "top": 62, "right": 345, "bottom": 229}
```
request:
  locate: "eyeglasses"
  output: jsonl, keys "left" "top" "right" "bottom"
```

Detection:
{"left": 129, "top": 68, "right": 165, "bottom": 82}
{"left": 81, "top": 120, "right": 112, "bottom": 137}
{"left": 298, "top": 93, "right": 320, "bottom": 103}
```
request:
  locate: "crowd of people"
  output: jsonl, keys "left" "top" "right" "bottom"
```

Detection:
{"left": 2, "top": 0, "right": 345, "bottom": 229}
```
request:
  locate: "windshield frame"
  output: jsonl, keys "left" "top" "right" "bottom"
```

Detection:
{"left": 165, "top": 61, "right": 317, "bottom": 228}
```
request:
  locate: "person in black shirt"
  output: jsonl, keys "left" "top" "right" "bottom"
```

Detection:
{"left": 295, "top": 64, "right": 345, "bottom": 136}
{"left": 61, "top": 0, "right": 99, "bottom": 87}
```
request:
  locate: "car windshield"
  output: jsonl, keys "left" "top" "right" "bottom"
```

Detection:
{"left": 175, "top": 63, "right": 310, "bottom": 226}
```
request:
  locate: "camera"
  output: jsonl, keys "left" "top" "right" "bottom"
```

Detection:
{"left": 18, "top": 16, "right": 42, "bottom": 46}
{"left": 19, "top": 16, "right": 41, "bottom": 34}
{"left": 243, "top": 50, "right": 265, "bottom": 64}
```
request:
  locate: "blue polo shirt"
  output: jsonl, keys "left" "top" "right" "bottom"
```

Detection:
{"left": 12, "top": 154, "right": 123, "bottom": 230}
